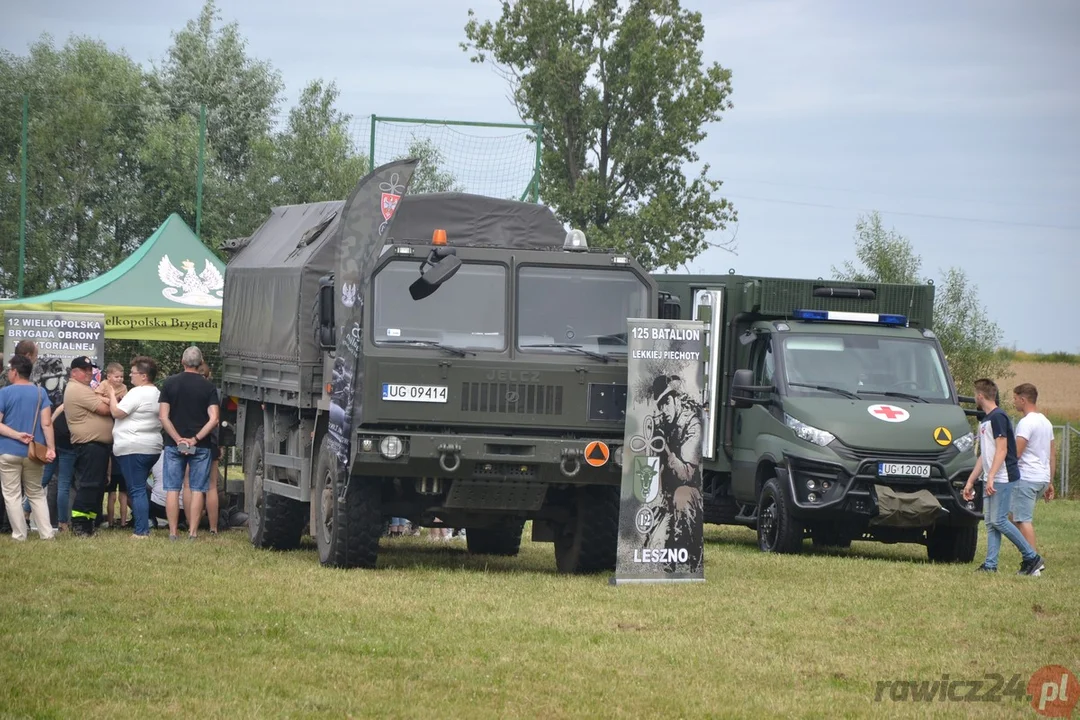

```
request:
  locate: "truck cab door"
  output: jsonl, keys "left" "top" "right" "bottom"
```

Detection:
{"left": 731, "top": 333, "right": 776, "bottom": 503}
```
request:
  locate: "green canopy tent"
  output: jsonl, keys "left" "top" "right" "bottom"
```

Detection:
{"left": 0, "top": 214, "right": 226, "bottom": 342}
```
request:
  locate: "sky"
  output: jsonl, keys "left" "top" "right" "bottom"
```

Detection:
{"left": 4, "top": 0, "right": 1078, "bottom": 352}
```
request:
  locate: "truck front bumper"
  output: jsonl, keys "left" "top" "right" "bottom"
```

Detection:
{"left": 781, "top": 451, "right": 983, "bottom": 526}
{"left": 350, "top": 429, "right": 623, "bottom": 486}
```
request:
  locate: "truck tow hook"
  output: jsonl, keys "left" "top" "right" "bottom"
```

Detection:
{"left": 559, "top": 450, "right": 582, "bottom": 478}
{"left": 437, "top": 444, "right": 462, "bottom": 473}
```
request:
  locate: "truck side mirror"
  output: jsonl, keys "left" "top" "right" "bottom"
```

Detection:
{"left": 409, "top": 250, "right": 462, "bottom": 301}
{"left": 658, "top": 292, "right": 681, "bottom": 319}
{"left": 730, "top": 368, "right": 773, "bottom": 409}
{"left": 957, "top": 394, "right": 985, "bottom": 420}
{"left": 318, "top": 275, "right": 336, "bottom": 349}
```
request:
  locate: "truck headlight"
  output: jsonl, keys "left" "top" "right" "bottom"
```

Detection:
{"left": 379, "top": 435, "right": 403, "bottom": 460}
{"left": 953, "top": 432, "right": 975, "bottom": 454}
{"left": 784, "top": 413, "right": 835, "bottom": 447}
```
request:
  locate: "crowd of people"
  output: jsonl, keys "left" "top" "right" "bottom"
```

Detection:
{"left": 0, "top": 341, "right": 224, "bottom": 541}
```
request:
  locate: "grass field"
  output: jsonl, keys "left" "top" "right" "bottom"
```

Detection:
{"left": 2, "top": 505, "right": 1078, "bottom": 719}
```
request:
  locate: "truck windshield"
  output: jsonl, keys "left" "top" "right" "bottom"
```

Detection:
{"left": 516, "top": 266, "right": 649, "bottom": 355}
{"left": 373, "top": 260, "right": 506, "bottom": 350}
{"left": 780, "top": 334, "right": 953, "bottom": 402}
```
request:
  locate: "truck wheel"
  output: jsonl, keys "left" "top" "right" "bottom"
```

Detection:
{"left": 554, "top": 485, "right": 620, "bottom": 574}
{"left": 757, "top": 476, "right": 803, "bottom": 554}
{"left": 246, "top": 424, "right": 306, "bottom": 551}
{"left": 926, "top": 524, "right": 977, "bottom": 563}
{"left": 314, "top": 435, "right": 381, "bottom": 568}
{"left": 466, "top": 518, "right": 526, "bottom": 556}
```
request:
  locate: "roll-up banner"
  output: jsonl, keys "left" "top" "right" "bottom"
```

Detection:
{"left": 612, "top": 318, "right": 708, "bottom": 585}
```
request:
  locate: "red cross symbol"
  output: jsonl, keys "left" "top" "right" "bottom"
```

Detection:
{"left": 867, "top": 404, "right": 908, "bottom": 422}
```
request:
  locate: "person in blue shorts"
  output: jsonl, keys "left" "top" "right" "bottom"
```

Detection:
{"left": 1010, "top": 383, "right": 1055, "bottom": 558}
{"left": 158, "top": 347, "right": 219, "bottom": 541}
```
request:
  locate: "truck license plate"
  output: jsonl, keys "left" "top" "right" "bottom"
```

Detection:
{"left": 382, "top": 384, "right": 448, "bottom": 403}
{"left": 878, "top": 462, "right": 930, "bottom": 478}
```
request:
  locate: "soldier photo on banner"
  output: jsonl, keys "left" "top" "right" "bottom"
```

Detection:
{"left": 613, "top": 318, "right": 707, "bottom": 585}
{"left": 325, "top": 159, "right": 419, "bottom": 472}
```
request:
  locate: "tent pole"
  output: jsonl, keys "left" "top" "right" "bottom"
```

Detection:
{"left": 369, "top": 114, "right": 376, "bottom": 173}
{"left": 17, "top": 94, "right": 28, "bottom": 298}
{"left": 196, "top": 103, "right": 206, "bottom": 238}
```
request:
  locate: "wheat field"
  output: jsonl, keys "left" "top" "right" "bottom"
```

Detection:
{"left": 996, "top": 361, "right": 1080, "bottom": 421}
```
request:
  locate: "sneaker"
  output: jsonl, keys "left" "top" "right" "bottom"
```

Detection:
{"left": 1018, "top": 554, "right": 1045, "bottom": 576}
{"left": 974, "top": 564, "right": 996, "bottom": 572}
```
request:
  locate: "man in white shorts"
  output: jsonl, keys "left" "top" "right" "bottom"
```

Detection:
{"left": 1011, "top": 383, "right": 1055, "bottom": 554}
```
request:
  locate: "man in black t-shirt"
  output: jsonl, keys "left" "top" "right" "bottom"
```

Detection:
{"left": 158, "top": 346, "right": 219, "bottom": 541}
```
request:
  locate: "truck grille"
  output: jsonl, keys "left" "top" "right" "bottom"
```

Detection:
{"left": 831, "top": 444, "right": 953, "bottom": 465}
{"left": 460, "top": 382, "right": 563, "bottom": 415}
{"left": 588, "top": 383, "right": 627, "bottom": 422}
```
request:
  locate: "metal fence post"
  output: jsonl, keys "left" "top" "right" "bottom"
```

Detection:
{"left": 1065, "top": 423, "right": 1072, "bottom": 497}
{"left": 17, "top": 94, "right": 29, "bottom": 297}
{"left": 532, "top": 122, "right": 542, "bottom": 203}
{"left": 195, "top": 103, "right": 206, "bottom": 238}
{"left": 369, "top": 114, "right": 377, "bottom": 173}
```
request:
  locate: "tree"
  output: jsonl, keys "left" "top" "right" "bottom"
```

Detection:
{"left": 274, "top": 79, "right": 369, "bottom": 204}
{"left": 0, "top": 35, "right": 157, "bottom": 296}
{"left": 154, "top": 0, "right": 282, "bottom": 179}
{"left": 152, "top": 0, "right": 285, "bottom": 247}
{"left": 831, "top": 211, "right": 1010, "bottom": 393}
{"left": 395, "top": 137, "right": 463, "bottom": 194}
{"left": 832, "top": 212, "right": 921, "bottom": 285}
{"left": 461, "top": 0, "right": 736, "bottom": 270}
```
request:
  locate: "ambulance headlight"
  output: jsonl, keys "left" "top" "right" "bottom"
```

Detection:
{"left": 953, "top": 432, "right": 975, "bottom": 454}
{"left": 785, "top": 413, "right": 835, "bottom": 447}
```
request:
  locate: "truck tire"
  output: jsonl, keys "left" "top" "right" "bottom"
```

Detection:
{"left": 466, "top": 518, "right": 526, "bottom": 556}
{"left": 926, "top": 524, "right": 977, "bottom": 563}
{"left": 314, "top": 435, "right": 381, "bottom": 568}
{"left": 757, "top": 475, "right": 803, "bottom": 554}
{"left": 554, "top": 485, "right": 620, "bottom": 574}
{"left": 246, "top": 424, "right": 306, "bottom": 550}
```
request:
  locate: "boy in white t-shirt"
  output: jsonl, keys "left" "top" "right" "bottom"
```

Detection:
{"left": 1011, "top": 383, "right": 1056, "bottom": 553}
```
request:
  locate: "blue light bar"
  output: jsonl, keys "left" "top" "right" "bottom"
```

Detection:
{"left": 793, "top": 309, "right": 908, "bottom": 326}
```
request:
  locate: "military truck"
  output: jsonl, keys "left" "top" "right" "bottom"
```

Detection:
{"left": 218, "top": 191, "right": 670, "bottom": 572}
{"left": 652, "top": 274, "right": 983, "bottom": 561}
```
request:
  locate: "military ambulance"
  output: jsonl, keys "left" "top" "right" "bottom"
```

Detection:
{"left": 653, "top": 274, "right": 982, "bottom": 561}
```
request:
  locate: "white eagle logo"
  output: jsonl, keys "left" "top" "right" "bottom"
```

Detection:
{"left": 341, "top": 282, "right": 357, "bottom": 308}
{"left": 158, "top": 255, "right": 225, "bottom": 307}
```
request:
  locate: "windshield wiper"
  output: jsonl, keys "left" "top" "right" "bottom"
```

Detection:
{"left": 519, "top": 343, "right": 611, "bottom": 363}
{"left": 857, "top": 390, "right": 929, "bottom": 403}
{"left": 380, "top": 339, "right": 473, "bottom": 357}
{"left": 787, "top": 382, "right": 859, "bottom": 400}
